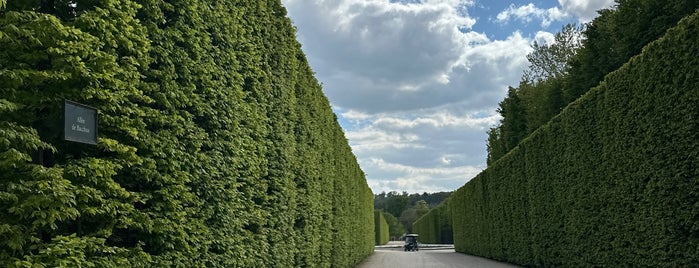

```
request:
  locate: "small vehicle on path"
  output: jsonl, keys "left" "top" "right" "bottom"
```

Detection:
{"left": 403, "top": 234, "right": 419, "bottom": 251}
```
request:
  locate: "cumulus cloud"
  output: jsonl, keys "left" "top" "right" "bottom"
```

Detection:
{"left": 558, "top": 0, "right": 615, "bottom": 23}
{"left": 341, "top": 108, "right": 498, "bottom": 192}
{"left": 495, "top": 3, "right": 569, "bottom": 27}
{"left": 534, "top": 31, "right": 556, "bottom": 45}
{"left": 494, "top": 1, "right": 613, "bottom": 28}
{"left": 281, "top": 0, "right": 612, "bottom": 193}
{"left": 284, "top": 0, "right": 529, "bottom": 114}
{"left": 282, "top": 0, "right": 528, "bottom": 193}
{"left": 364, "top": 158, "right": 484, "bottom": 193}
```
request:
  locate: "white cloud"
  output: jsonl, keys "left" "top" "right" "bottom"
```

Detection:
{"left": 558, "top": 0, "right": 615, "bottom": 23}
{"left": 346, "top": 128, "right": 423, "bottom": 151}
{"left": 546, "top": 6, "right": 569, "bottom": 23}
{"left": 283, "top": 0, "right": 529, "bottom": 114}
{"left": 282, "top": 0, "right": 527, "bottom": 194}
{"left": 496, "top": 3, "right": 543, "bottom": 23}
{"left": 364, "top": 158, "right": 483, "bottom": 193}
{"left": 341, "top": 109, "right": 372, "bottom": 121}
{"left": 281, "top": 0, "right": 610, "bottom": 194}
{"left": 370, "top": 110, "right": 499, "bottom": 130}
{"left": 293, "top": 0, "right": 475, "bottom": 86}
{"left": 534, "top": 31, "right": 556, "bottom": 45}
{"left": 495, "top": 3, "right": 569, "bottom": 27}
{"left": 341, "top": 108, "right": 497, "bottom": 193}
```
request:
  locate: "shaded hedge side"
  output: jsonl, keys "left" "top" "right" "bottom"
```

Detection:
{"left": 374, "top": 211, "right": 388, "bottom": 245}
{"left": 412, "top": 198, "right": 453, "bottom": 244}
{"left": 0, "top": 1, "right": 373, "bottom": 267}
{"left": 451, "top": 11, "right": 699, "bottom": 267}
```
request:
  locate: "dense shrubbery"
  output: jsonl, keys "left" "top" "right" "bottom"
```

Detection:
{"left": 487, "top": 0, "right": 699, "bottom": 165}
{"left": 0, "top": 1, "right": 373, "bottom": 267}
{"left": 374, "top": 211, "right": 388, "bottom": 245}
{"left": 450, "top": 10, "right": 699, "bottom": 267}
{"left": 412, "top": 198, "right": 452, "bottom": 244}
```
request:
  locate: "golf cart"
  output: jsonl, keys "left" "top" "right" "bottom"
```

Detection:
{"left": 403, "top": 234, "right": 419, "bottom": 251}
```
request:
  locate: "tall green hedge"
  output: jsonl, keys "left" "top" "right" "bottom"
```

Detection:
{"left": 0, "top": 1, "right": 373, "bottom": 267}
{"left": 450, "top": 10, "right": 699, "bottom": 267}
{"left": 374, "top": 211, "right": 389, "bottom": 245}
{"left": 412, "top": 198, "right": 453, "bottom": 244}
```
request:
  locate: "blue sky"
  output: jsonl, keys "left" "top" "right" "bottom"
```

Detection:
{"left": 281, "top": 0, "right": 615, "bottom": 194}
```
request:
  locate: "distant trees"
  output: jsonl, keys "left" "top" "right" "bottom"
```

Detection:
{"left": 375, "top": 191, "right": 410, "bottom": 218}
{"left": 399, "top": 200, "right": 431, "bottom": 233}
{"left": 374, "top": 191, "right": 451, "bottom": 233}
{"left": 374, "top": 191, "right": 450, "bottom": 216}
{"left": 486, "top": 0, "right": 699, "bottom": 165}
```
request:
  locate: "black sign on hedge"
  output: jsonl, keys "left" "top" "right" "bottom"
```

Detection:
{"left": 64, "top": 100, "right": 98, "bottom": 145}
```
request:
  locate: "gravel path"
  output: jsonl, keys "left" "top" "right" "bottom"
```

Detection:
{"left": 356, "top": 242, "right": 522, "bottom": 268}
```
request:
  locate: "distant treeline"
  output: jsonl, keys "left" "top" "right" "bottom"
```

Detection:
{"left": 374, "top": 191, "right": 451, "bottom": 234}
{"left": 0, "top": 1, "right": 373, "bottom": 267}
{"left": 374, "top": 191, "right": 451, "bottom": 217}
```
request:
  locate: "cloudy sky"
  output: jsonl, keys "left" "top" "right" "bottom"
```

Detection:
{"left": 281, "top": 0, "right": 614, "bottom": 194}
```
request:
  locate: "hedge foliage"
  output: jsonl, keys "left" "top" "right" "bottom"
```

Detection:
{"left": 450, "top": 10, "right": 699, "bottom": 267}
{"left": 412, "top": 198, "right": 452, "bottom": 244}
{"left": 374, "top": 211, "right": 388, "bottom": 245}
{"left": 0, "top": 1, "right": 373, "bottom": 267}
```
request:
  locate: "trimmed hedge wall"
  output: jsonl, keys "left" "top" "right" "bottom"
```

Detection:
{"left": 412, "top": 198, "right": 453, "bottom": 244}
{"left": 374, "top": 211, "right": 389, "bottom": 245}
{"left": 0, "top": 1, "right": 374, "bottom": 267}
{"left": 451, "top": 11, "right": 699, "bottom": 267}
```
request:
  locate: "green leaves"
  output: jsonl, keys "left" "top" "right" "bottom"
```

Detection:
{"left": 1, "top": 0, "right": 374, "bottom": 266}
{"left": 489, "top": 1, "right": 699, "bottom": 166}
{"left": 451, "top": 10, "right": 699, "bottom": 267}
{"left": 565, "top": 0, "right": 699, "bottom": 103}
